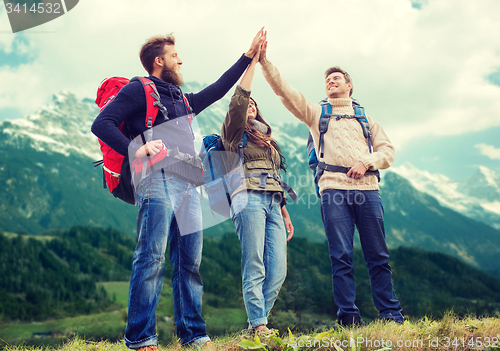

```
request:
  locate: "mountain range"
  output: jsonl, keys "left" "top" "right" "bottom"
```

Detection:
{"left": 1, "top": 85, "right": 500, "bottom": 277}
{"left": 392, "top": 163, "right": 500, "bottom": 230}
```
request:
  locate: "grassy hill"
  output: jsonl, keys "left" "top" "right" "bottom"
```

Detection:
{"left": 2, "top": 313, "right": 500, "bottom": 350}
{"left": 1, "top": 226, "right": 500, "bottom": 349}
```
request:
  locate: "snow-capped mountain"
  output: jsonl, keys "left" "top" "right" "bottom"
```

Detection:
{"left": 0, "top": 90, "right": 139, "bottom": 235}
{"left": 1, "top": 92, "right": 101, "bottom": 161}
{"left": 0, "top": 82, "right": 235, "bottom": 161}
{"left": 391, "top": 163, "right": 500, "bottom": 230}
{"left": 2, "top": 87, "right": 500, "bottom": 275}
{"left": 461, "top": 166, "right": 500, "bottom": 207}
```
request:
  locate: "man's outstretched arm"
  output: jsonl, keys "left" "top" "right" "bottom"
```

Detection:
{"left": 259, "top": 40, "right": 320, "bottom": 127}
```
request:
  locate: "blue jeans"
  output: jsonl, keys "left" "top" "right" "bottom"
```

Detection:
{"left": 124, "top": 171, "right": 210, "bottom": 349}
{"left": 320, "top": 189, "right": 403, "bottom": 322}
{"left": 231, "top": 191, "right": 287, "bottom": 328}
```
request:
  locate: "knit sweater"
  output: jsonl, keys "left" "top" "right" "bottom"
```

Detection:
{"left": 91, "top": 54, "right": 252, "bottom": 185}
{"left": 260, "top": 58, "right": 395, "bottom": 192}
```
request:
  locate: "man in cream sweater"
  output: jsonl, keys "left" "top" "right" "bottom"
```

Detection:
{"left": 259, "top": 42, "right": 403, "bottom": 326}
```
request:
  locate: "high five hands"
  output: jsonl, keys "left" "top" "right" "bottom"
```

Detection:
{"left": 246, "top": 27, "right": 267, "bottom": 60}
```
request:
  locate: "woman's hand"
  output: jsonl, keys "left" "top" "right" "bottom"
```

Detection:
{"left": 240, "top": 34, "right": 265, "bottom": 90}
{"left": 252, "top": 31, "right": 267, "bottom": 63}
{"left": 252, "top": 42, "right": 261, "bottom": 63}
{"left": 281, "top": 206, "right": 294, "bottom": 241}
{"left": 284, "top": 216, "right": 294, "bottom": 241}
{"left": 134, "top": 139, "right": 164, "bottom": 158}
{"left": 245, "top": 27, "right": 266, "bottom": 59}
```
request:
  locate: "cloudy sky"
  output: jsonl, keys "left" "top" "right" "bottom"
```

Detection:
{"left": 1, "top": 0, "right": 500, "bottom": 181}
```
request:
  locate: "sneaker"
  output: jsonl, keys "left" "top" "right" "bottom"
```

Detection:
{"left": 338, "top": 313, "right": 366, "bottom": 327}
{"left": 240, "top": 326, "right": 277, "bottom": 339}
{"left": 202, "top": 341, "right": 216, "bottom": 349}
{"left": 137, "top": 346, "right": 159, "bottom": 351}
{"left": 255, "top": 327, "right": 278, "bottom": 338}
{"left": 240, "top": 327, "right": 254, "bottom": 337}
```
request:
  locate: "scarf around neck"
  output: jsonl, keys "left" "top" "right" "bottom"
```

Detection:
{"left": 248, "top": 118, "right": 269, "bottom": 135}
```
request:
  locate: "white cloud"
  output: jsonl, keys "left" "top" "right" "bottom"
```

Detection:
{"left": 1, "top": 0, "right": 500, "bottom": 151}
{"left": 475, "top": 144, "right": 500, "bottom": 161}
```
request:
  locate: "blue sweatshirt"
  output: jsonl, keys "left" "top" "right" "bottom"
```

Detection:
{"left": 92, "top": 54, "right": 252, "bottom": 185}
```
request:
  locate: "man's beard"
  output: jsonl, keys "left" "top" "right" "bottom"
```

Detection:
{"left": 160, "top": 65, "right": 183, "bottom": 87}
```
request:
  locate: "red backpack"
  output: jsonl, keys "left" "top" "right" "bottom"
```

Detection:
{"left": 93, "top": 76, "right": 165, "bottom": 204}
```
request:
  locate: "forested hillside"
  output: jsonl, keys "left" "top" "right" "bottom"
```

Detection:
{"left": 1, "top": 226, "right": 499, "bottom": 327}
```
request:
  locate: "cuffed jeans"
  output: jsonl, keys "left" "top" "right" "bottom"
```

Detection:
{"left": 124, "top": 172, "right": 210, "bottom": 349}
{"left": 320, "top": 189, "right": 403, "bottom": 322}
{"left": 231, "top": 191, "right": 287, "bottom": 328}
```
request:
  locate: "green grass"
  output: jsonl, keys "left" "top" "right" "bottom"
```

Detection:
{"left": 0, "top": 282, "right": 248, "bottom": 349}
{"left": 97, "top": 282, "right": 130, "bottom": 308}
{"left": 203, "top": 305, "right": 247, "bottom": 336}
{"left": 2, "top": 313, "right": 499, "bottom": 351}
{"left": 0, "top": 310, "right": 126, "bottom": 349}
{"left": 4, "top": 276, "right": 500, "bottom": 349}
{"left": 1, "top": 232, "right": 56, "bottom": 243}
{"left": 0, "top": 310, "right": 126, "bottom": 339}
{"left": 98, "top": 282, "right": 249, "bottom": 338}
{"left": 0, "top": 279, "right": 131, "bottom": 344}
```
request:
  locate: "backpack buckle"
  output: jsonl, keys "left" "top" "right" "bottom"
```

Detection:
{"left": 319, "top": 115, "right": 330, "bottom": 133}
{"left": 259, "top": 173, "right": 270, "bottom": 189}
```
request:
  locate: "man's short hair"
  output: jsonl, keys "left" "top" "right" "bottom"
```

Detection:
{"left": 325, "top": 66, "right": 353, "bottom": 97}
{"left": 140, "top": 34, "right": 176, "bottom": 75}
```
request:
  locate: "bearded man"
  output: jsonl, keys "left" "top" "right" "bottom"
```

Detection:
{"left": 92, "top": 30, "right": 265, "bottom": 350}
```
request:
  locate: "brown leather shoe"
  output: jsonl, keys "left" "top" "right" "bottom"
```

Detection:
{"left": 202, "top": 340, "right": 215, "bottom": 349}
{"left": 137, "top": 346, "right": 158, "bottom": 351}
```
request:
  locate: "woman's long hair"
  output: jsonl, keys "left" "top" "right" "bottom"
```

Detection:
{"left": 244, "top": 98, "right": 287, "bottom": 172}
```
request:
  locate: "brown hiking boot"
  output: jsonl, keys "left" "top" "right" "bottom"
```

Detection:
{"left": 255, "top": 327, "right": 278, "bottom": 338}
{"left": 202, "top": 341, "right": 216, "bottom": 349}
{"left": 137, "top": 346, "right": 159, "bottom": 351}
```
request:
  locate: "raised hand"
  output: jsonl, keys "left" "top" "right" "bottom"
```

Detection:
{"left": 259, "top": 39, "right": 268, "bottom": 62}
{"left": 245, "top": 27, "right": 266, "bottom": 59}
{"left": 240, "top": 41, "right": 261, "bottom": 90}
{"left": 252, "top": 41, "right": 262, "bottom": 63}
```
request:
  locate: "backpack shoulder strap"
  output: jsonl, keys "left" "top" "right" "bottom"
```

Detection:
{"left": 182, "top": 94, "right": 194, "bottom": 124}
{"left": 353, "top": 104, "right": 373, "bottom": 153}
{"left": 318, "top": 103, "right": 332, "bottom": 159}
{"left": 307, "top": 132, "right": 316, "bottom": 169}
{"left": 130, "top": 76, "right": 168, "bottom": 128}
{"left": 237, "top": 132, "right": 248, "bottom": 160}
{"left": 183, "top": 94, "right": 193, "bottom": 113}
{"left": 240, "top": 132, "right": 248, "bottom": 148}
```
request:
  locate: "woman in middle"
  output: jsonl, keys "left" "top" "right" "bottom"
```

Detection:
{"left": 221, "top": 43, "right": 294, "bottom": 336}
